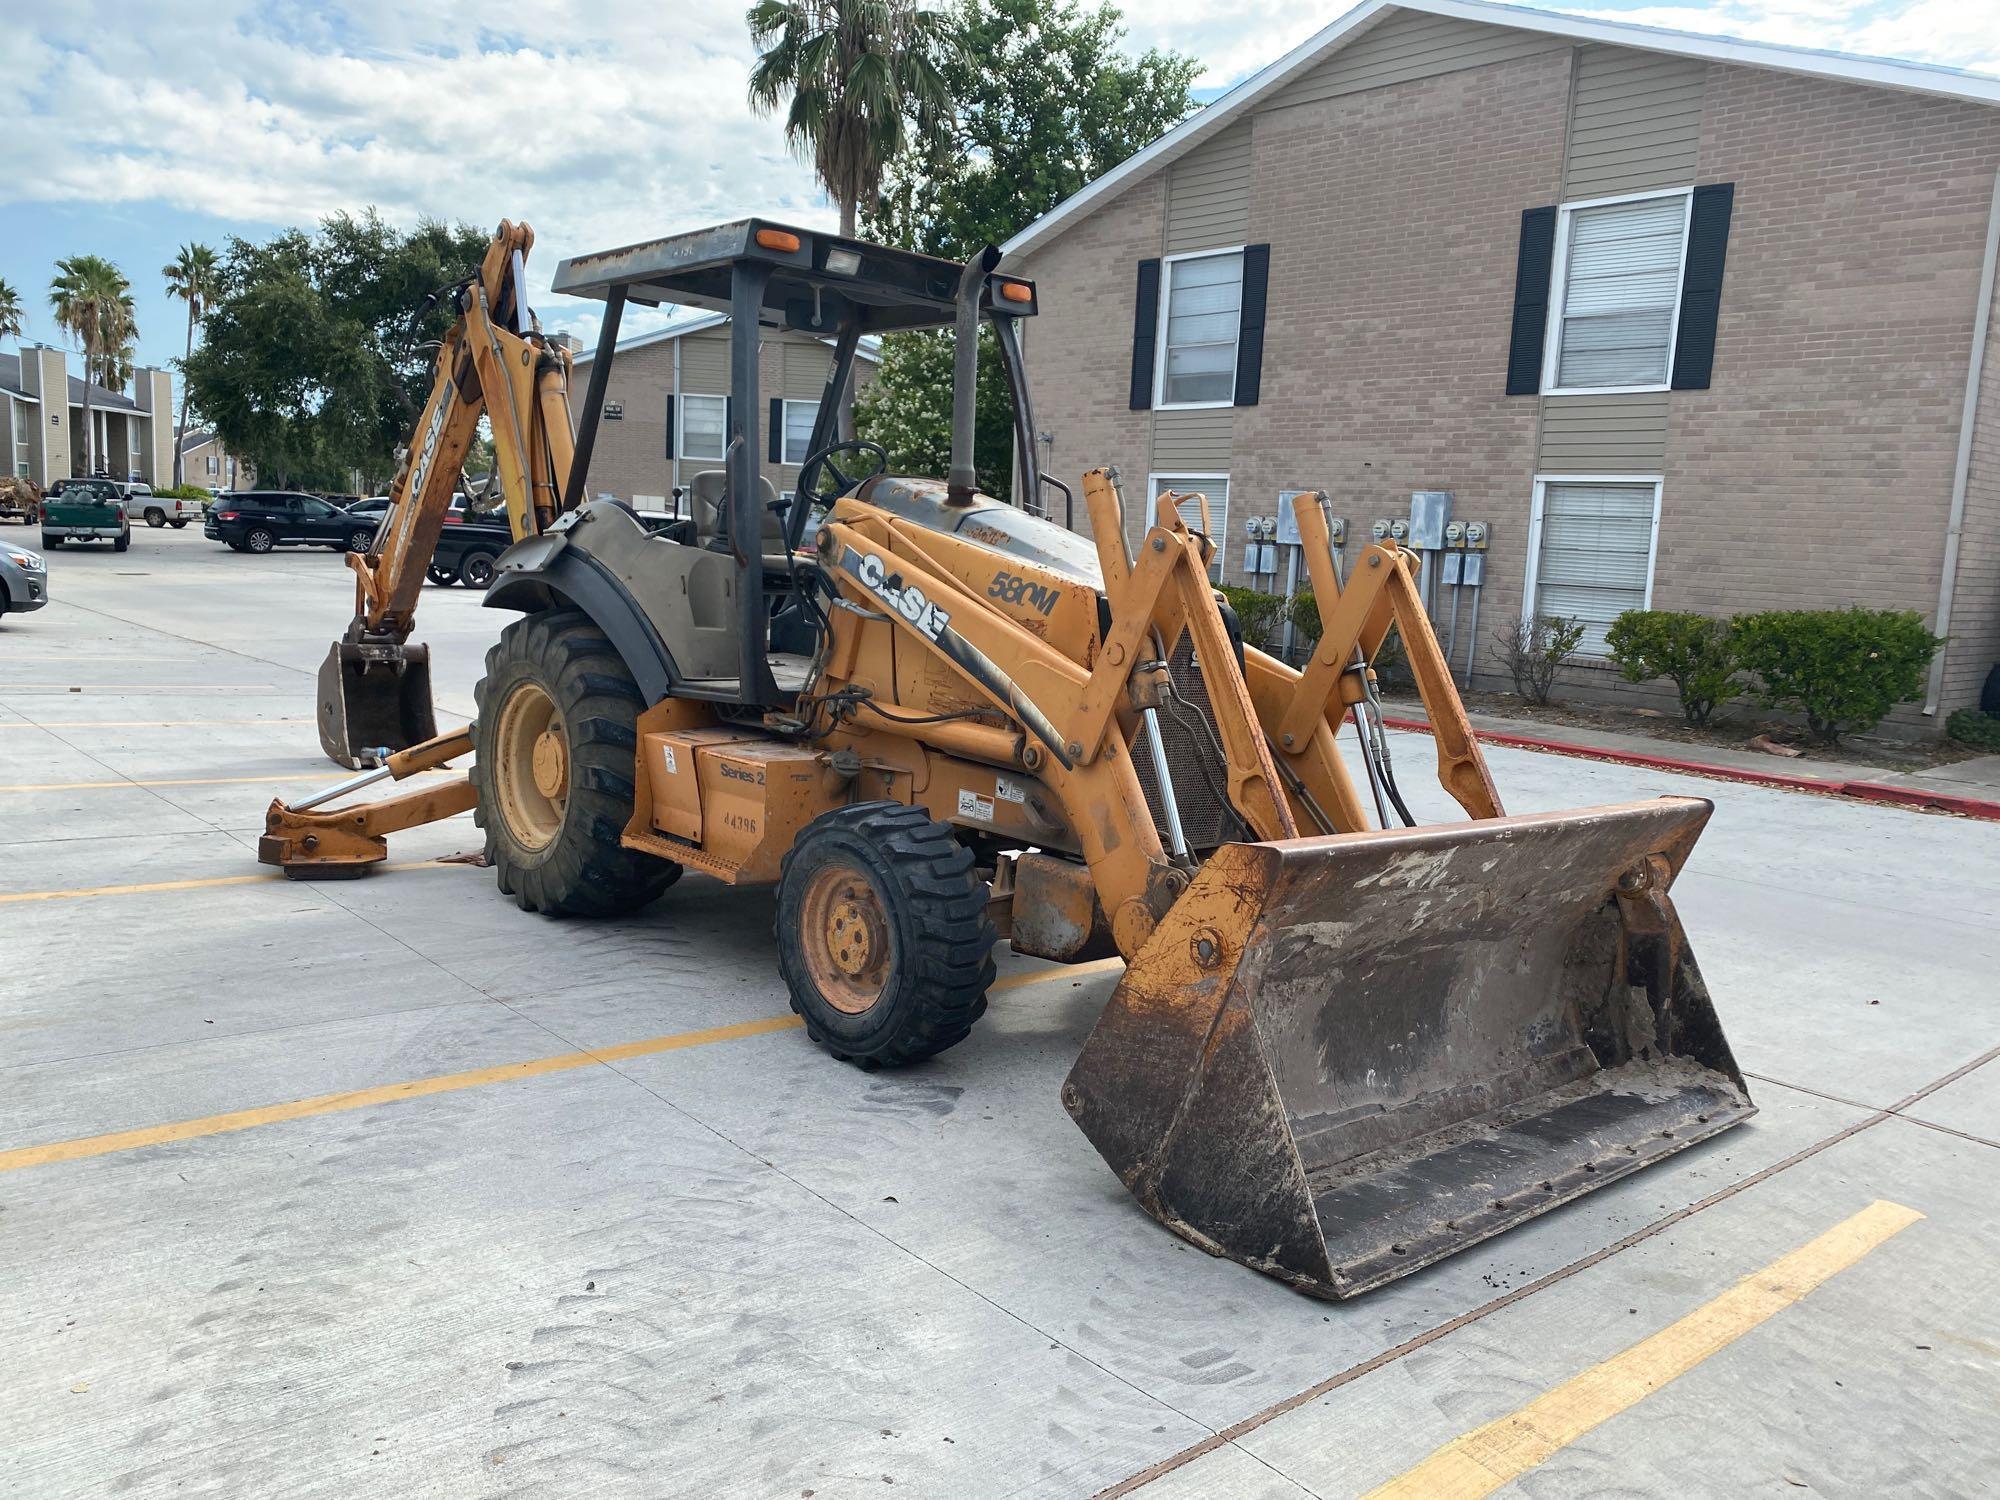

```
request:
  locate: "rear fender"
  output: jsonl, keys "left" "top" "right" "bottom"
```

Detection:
{"left": 484, "top": 535, "right": 680, "bottom": 703}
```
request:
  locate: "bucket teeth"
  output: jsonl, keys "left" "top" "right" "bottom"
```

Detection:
{"left": 1062, "top": 797, "right": 1754, "bottom": 1299}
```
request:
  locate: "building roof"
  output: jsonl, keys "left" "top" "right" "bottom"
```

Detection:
{"left": 1001, "top": 0, "right": 2000, "bottom": 260}
{"left": 178, "top": 426, "right": 215, "bottom": 455}
{"left": 0, "top": 349, "right": 145, "bottom": 414}
{"left": 570, "top": 312, "right": 883, "bottom": 367}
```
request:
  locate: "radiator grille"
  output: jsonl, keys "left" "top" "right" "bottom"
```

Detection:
{"left": 1132, "top": 631, "right": 1241, "bottom": 852}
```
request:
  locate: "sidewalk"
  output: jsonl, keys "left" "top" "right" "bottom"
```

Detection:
{"left": 1378, "top": 702, "right": 2000, "bottom": 820}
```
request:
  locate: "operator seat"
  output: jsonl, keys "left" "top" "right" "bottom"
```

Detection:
{"left": 689, "top": 470, "right": 794, "bottom": 569}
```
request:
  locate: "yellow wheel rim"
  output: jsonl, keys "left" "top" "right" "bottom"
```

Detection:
{"left": 494, "top": 680, "right": 568, "bottom": 850}
{"left": 800, "top": 863, "right": 893, "bottom": 1015}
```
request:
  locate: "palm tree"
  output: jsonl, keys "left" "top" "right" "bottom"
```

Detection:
{"left": 746, "top": 0, "right": 958, "bottom": 240}
{"left": 0, "top": 279, "right": 23, "bottom": 347}
{"left": 50, "top": 256, "right": 137, "bottom": 477}
{"left": 163, "top": 244, "right": 219, "bottom": 486}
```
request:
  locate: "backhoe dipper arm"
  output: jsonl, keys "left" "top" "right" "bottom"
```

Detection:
{"left": 343, "top": 220, "right": 570, "bottom": 646}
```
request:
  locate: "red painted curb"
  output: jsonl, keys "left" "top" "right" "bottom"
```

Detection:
{"left": 1375, "top": 715, "right": 2000, "bottom": 823}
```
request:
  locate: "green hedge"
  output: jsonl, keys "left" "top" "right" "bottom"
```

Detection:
{"left": 1946, "top": 708, "right": 2000, "bottom": 751}
{"left": 1218, "top": 586, "right": 1286, "bottom": 653}
{"left": 1604, "top": 610, "right": 1741, "bottom": 726}
{"left": 1731, "top": 608, "right": 1941, "bottom": 745}
{"left": 154, "top": 483, "right": 213, "bottom": 501}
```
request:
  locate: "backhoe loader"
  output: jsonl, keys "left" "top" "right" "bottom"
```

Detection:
{"left": 264, "top": 219, "right": 1754, "bottom": 1300}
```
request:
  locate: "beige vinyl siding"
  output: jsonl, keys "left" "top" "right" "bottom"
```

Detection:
{"left": 783, "top": 342, "right": 833, "bottom": 399}
{"left": 680, "top": 333, "right": 729, "bottom": 391}
{"left": 1261, "top": 10, "right": 1567, "bottom": 113}
{"left": 1165, "top": 124, "right": 1252, "bottom": 255}
{"left": 1152, "top": 407, "right": 1234, "bottom": 471}
{"left": 1563, "top": 48, "right": 1706, "bottom": 199}
{"left": 1538, "top": 392, "right": 1669, "bottom": 470}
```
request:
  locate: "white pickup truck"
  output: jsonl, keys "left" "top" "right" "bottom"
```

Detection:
{"left": 119, "top": 482, "right": 203, "bottom": 529}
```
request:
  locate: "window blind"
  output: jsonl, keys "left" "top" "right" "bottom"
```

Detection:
{"left": 1533, "top": 481, "right": 1656, "bottom": 654}
{"left": 1161, "top": 253, "right": 1242, "bottom": 405}
{"left": 1554, "top": 196, "right": 1688, "bottom": 390}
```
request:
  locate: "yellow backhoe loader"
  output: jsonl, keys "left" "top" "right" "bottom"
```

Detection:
{"left": 264, "top": 220, "right": 1753, "bottom": 1300}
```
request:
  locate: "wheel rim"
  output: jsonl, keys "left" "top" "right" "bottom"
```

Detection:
{"left": 465, "top": 557, "right": 494, "bottom": 587}
{"left": 799, "top": 862, "right": 893, "bottom": 1014}
{"left": 349, "top": 531, "right": 371, "bottom": 552}
{"left": 249, "top": 530, "right": 272, "bottom": 552}
{"left": 493, "top": 679, "right": 568, "bottom": 850}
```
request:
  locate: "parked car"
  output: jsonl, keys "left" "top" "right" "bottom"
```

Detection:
{"left": 343, "top": 496, "right": 394, "bottom": 520}
{"left": 0, "top": 541, "right": 49, "bottom": 617}
{"left": 429, "top": 510, "right": 513, "bottom": 588}
{"left": 41, "top": 478, "right": 130, "bottom": 550}
{"left": 120, "top": 482, "right": 203, "bottom": 529}
{"left": 204, "top": 492, "right": 377, "bottom": 554}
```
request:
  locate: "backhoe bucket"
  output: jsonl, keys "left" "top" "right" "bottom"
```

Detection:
{"left": 317, "top": 641, "right": 437, "bottom": 769}
{"left": 1063, "top": 797, "right": 1752, "bottom": 1300}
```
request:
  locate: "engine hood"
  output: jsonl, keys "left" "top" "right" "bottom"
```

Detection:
{"left": 854, "top": 475, "right": 1104, "bottom": 587}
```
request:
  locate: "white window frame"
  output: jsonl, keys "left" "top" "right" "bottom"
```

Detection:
{"left": 1147, "top": 471, "right": 1230, "bottom": 581}
{"left": 1153, "top": 245, "right": 1245, "bottom": 411}
{"left": 781, "top": 399, "right": 819, "bottom": 466}
{"left": 1540, "top": 188, "right": 1694, "bottom": 398}
{"left": 1520, "top": 473, "right": 1663, "bottom": 656}
{"left": 678, "top": 393, "right": 727, "bottom": 463}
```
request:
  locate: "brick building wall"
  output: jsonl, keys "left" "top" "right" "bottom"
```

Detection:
{"left": 575, "top": 327, "right": 875, "bottom": 512}
{"left": 1009, "top": 22, "right": 2000, "bottom": 724}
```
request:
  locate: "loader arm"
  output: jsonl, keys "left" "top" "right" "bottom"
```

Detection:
{"left": 318, "top": 219, "right": 576, "bottom": 768}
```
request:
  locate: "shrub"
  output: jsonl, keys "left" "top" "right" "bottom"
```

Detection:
{"left": 1218, "top": 586, "right": 1286, "bottom": 653}
{"left": 1604, "top": 610, "right": 1742, "bottom": 726}
{"left": 1732, "top": 608, "right": 1942, "bottom": 746}
{"left": 156, "top": 483, "right": 213, "bottom": 500}
{"left": 1946, "top": 708, "right": 2000, "bottom": 751}
{"left": 1494, "top": 615, "right": 1585, "bottom": 705}
{"left": 1287, "top": 587, "right": 1322, "bottom": 649}
{"left": 1276, "top": 588, "right": 1410, "bottom": 689}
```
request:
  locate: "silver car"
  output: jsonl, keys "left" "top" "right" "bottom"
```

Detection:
{"left": 0, "top": 542, "right": 49, "bottom": 617}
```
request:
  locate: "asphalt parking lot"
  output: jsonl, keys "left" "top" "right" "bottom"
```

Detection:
{"left": 2, "top": 522, "right": 1997, "bottom": 1499}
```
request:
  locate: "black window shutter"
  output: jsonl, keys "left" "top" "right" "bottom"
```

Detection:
{"left": 1234, "top": 245, "right": 1270, "bottom": 407}
{"left": 1130, "top": 259, "right": 1161, "bottom": 410}
{"left": 725, "top": 396, "right": 735, "bottom": 448}
{"left": 665, "top": 394, "right": 676, "bottom": 459}
{"left": 1671, "top": 183, "right": 1735, "bottom": 391}
{"left": 1505, "top": 206, "right": 1558, "bottom": 396}
{"left": 768, "top": 398, "right": 784, "bottom": 462}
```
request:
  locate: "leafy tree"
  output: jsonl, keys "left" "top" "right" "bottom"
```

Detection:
{"left": 857, "top": 0, "right": 1200, "bottom": 499}
{"left": 182, "top": 212, "right": 489, "bottom": 490}
{"left": 163, "top": 243, "right": 220, "bottom": 487}
{"left": 0, "top": 278, "right": 23, "bottom": 345}
{"left": 49, "top": 255, "right": 138, "bottom": 476}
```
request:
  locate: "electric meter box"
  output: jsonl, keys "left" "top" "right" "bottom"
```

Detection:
{"left": 1408, "top": 491, "right": 1452, "bottom": 551}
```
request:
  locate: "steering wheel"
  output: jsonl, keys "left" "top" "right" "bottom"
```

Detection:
{"left": 796, "top": 439, "right": 889, "bottom": 509}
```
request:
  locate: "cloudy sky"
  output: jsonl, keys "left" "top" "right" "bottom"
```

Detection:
{"left": 3, "top": 0, "right": 1996, "bottom": 381}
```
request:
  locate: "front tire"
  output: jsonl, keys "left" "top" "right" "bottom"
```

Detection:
{"left": 777, "top": 802, "right": 996, "bottom": 1068}
{"left": 471, "top": 608, "right": 680, "bottom": 916}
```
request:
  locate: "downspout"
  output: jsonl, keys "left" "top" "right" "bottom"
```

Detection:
{"left": 672, "top": 335, "right": 683, "bottom": 506}
{"left": 1925, "top": 166, "right": 2000, "bottom": 716}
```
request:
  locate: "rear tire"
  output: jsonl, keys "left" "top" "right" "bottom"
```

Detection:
{"left": 460, "top": 550, "right": 498, "bottom": 589}
{"left": 347, "top": 527, "right": 375, "bottom": 553}
{"left": 471, "top": 608, "right": 680, "bottom": 917}
{"left": 144, "top": 508, "right": 166, "bottom": 527}
{"left": 428, "top": 563, "right": 460, "bottom": 586}
{"left": 777, "top": 802, "right": 995, "bottom": 1068}
{"left": 245, "top": 527, "right": 275, "bottom": 554}
{"left": 170, "top": 518, "right": 188, "bottom": 529}
{"left": 113, "top": 531, "right": 130, "bottom": 553}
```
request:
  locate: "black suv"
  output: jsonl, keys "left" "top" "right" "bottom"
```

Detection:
{"left": 204, "top": 492, "right": 377, "bottom": 554}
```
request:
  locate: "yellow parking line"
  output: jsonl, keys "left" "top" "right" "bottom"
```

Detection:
{"left": 0, "top": 960, "right": 1115, "bottom": 1175}
{"left": 0, "top": 718, "right": 314, "bottom": 729}
{"left": 0, "top": 769, "right": 455, "bottom": 794}
{"left": 0, "top": 859, "right": 450, "bottom": 905}
{"left": 991, "top": 955, "right": 1122, "bottom": 991}
{"left": 1361, "top": 1200, "right": 1924, "bottom": 1500}
{"left": 0, "top": 1015, "right": 808, "bottom": 1174}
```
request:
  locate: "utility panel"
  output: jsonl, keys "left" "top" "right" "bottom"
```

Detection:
{"left": 1408, "top": 491, "right": 1452, "bottom": 551}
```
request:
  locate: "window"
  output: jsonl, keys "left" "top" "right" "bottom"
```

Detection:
{"left": 1523, "top": 477, "right": 1662, "bottom": 655}
{"left": 12, "top": 400, "right": 29, "bottom": 478}
{"left": 206, "top": 455, "right": 217, "bottom": 475}
{"left": 782, "top": 400, "right": 818, "bottom": 466}
{"left": 680, "top": 394, "right": 725, "bottom": 462}
{"left": 1545, "top": 191, "right": 1691, "bottom": 393}
{"left": 1156, "top": 250, "right": 1243, "bottom": 407}
{"left": 1149, "top": 473, "right": 1229, "bottom": 581}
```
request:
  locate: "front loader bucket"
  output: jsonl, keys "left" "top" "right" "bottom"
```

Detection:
{"left": 1062, "top": 797, "right": 1753, "bottom": 1300}
{"left": 317, "top": 641, "right": 437, "bottom": 769}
